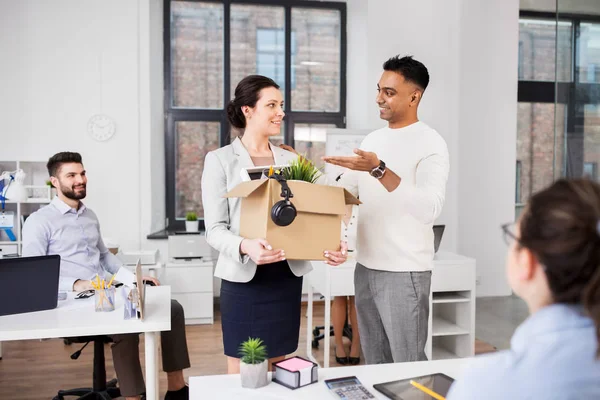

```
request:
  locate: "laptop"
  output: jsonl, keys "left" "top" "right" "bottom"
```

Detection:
{"left": 433, "top": 225, "right": 445, "bottom": 253}
{"left": 0, "top": 255, "right": 61, "bottom": 316}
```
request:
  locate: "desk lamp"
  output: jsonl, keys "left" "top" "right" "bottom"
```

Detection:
{"left": 0, "top": 169, "right": 28, "bottom": 203}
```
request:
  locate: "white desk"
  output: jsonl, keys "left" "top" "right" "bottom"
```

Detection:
{"left": 0, "top": 286, "right": 172, "bottom": 400}
{"left": 189, "top": 358, "right": 470, "bottom": 399}
{"left": 0, "top": 262, "right": 164, "bottom": 361}
{"left": 307, "top": 251, "right": 476, "bottom": 367}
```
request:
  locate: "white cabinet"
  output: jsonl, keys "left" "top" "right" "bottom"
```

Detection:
{"left": 0, "top": 160, "right": 52, "bottom": 256}
{"left": 306, "top": 251, "right": 476, "bottom": 367}
{"left": 160, "top": 261, "right": 214, "bottom": 325}
{"left": 429, "top": 253, "right": 476, "bottom": 360}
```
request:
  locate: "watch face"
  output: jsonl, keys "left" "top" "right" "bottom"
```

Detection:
{"left": 370, "top": 168, "right": 384, "bottom": 179}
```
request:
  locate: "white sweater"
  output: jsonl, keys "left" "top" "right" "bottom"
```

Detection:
{"left": 338, "top": 121, "right": 449, "bottom": 272}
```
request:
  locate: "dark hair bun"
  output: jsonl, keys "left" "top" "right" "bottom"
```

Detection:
{"left": 227, "top": 100, "right": 246, "bottom": 129}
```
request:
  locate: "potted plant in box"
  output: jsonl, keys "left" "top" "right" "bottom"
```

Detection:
{"left": 265, "top": 155, "right": 322, "bottom": 183}
{"left": 239, "top": 337, "right": 268, "bottom": 388}
{"left": 185, "top": 211, "right": 199, "bottom": 232}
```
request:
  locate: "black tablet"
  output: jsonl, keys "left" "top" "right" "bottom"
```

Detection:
{"left": 373, "top": 373, "right": 454, "bottom": 400}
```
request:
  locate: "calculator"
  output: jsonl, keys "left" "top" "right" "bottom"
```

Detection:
{"left": 325, "top": 376, "right": 376, "bottom": 399}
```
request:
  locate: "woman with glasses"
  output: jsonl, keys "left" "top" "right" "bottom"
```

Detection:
{"left": 447, "top": 178, "right": 600, "bottom": 399}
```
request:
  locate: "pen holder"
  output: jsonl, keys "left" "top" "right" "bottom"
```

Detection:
{"left": 95, "top": 287, "right": 116, "bottom": 312}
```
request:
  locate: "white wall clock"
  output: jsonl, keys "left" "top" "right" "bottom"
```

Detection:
{"left": 87, "top": 114, "right": 116, "bottom": 142}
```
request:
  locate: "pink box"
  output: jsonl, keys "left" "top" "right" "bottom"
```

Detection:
{"left": 272, "top": 356, "right": 318, "bottom": 389}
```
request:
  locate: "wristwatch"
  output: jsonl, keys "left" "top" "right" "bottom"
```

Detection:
{"left": 370, "top": 160, "right": 386, "bottom": 179}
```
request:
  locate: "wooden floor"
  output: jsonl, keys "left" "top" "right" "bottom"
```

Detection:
{"left": 0, "top": 302, "right": 496, "bottom": 400}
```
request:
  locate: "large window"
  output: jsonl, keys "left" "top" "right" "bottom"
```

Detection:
{"left": 517, "top": 12, "right": 600, "bottom": 215}
{"left": 165, "top": 0, "right": 346, "bottom": 230}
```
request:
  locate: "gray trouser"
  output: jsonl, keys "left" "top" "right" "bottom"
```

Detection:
{"left": 354, "top": 263, "right": 431, "bottom": 364}
{"left": 109, "top": 300, "right": 191, "bottom": 397}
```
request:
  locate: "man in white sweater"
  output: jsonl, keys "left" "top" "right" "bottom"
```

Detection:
{"left": 323, "top": 55, "right": 449, "bottom": 364}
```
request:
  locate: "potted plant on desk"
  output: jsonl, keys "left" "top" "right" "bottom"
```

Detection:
{"left": 239, "top": 337, "right": 269, "bottom": 388}
{"left": 185, "top": 211, "right": 199, "bottom": 232}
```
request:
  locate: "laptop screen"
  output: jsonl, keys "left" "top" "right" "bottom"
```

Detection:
{"left": 0, "top": 255, "right": 61, "bottom": 316}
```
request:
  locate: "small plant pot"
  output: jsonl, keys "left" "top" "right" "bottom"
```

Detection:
{"left": 185, "top": 220, "right": 199, "bottom": 232}
{"left": 240, "top": 360, "right": 269, "bottom": 389}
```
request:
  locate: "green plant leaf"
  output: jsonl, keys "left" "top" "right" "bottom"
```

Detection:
{"left": 238, "top": 337, "right": 268, "bottom": 365}
{"left": 185, "top": 212, "right": 197, "bottom": 221}
{"left": 281, "top": 154, "right": 322, "bottom": 183}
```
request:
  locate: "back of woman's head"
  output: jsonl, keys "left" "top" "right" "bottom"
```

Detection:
{"left": 227, "top": 75, "right": 279, "bottom": 130}
{"left": 519, "top": 178, "right": 600, "bottom": 354}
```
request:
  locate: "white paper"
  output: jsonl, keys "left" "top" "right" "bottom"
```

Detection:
{"left": 0, "top": 211, "right": 15, "bottom": 228}
{"left": 57, "top": 292, "right": 95, "bottom": 311}
{"left": 114, "top": 266, "right": 136, "bottom": 288}
{"left": 299, "top": 366, "right": 313, "bottom": 386}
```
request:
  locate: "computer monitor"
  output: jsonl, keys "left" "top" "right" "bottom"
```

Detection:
{"left": 433, "top": 225, "right": 445, "bottom": 253}
{"left": 0, "top": 255, "right": 61, "bottom": 316}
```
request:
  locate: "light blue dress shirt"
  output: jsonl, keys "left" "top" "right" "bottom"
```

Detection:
{"left": 22, "top": 197, "right": 122, "bottom": 292}
{"left": 447, "top": 304, "right": 600, "bottom": 400}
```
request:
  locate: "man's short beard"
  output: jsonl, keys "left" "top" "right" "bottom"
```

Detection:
{"left": 60, "top": 184, "right": 86, "bottom": 200}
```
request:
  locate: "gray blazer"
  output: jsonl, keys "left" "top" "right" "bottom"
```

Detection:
{"left": 201, "top": 137, "right": 313, "bottom": 283}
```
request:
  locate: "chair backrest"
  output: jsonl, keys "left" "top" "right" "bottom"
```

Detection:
{"left": 433, "top": 225, "right": 445, "bottom": 253}
{"left": 0, "top": 255, "right": 60, "bottom": 316}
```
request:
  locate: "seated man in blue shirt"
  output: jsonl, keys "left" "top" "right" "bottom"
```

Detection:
{"left": 22, "top": 152, "right": 191, "bottom": 400}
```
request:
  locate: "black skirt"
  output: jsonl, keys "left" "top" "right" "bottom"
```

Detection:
{"left": 220, "top": 261, "right": 303, "bottom": 358}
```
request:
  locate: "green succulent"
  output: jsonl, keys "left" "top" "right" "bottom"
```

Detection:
{"left": 185, "top": 212, "right": 197, "bottom": 221}
{"left": 238, "top": 337, "right": 267, "bottom": 365}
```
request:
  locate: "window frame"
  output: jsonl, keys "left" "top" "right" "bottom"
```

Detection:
{"left": 518, "top": 10, "right": 600, "bottom": 181}
{"left": 164, "top": 0, "right": 347, "bottom": 231}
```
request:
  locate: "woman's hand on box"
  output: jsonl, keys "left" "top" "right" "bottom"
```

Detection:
{"left": 324, "top": 241, "right": 348, "bottom": 266}
{"left": 240, "top": 238, "right": 286, "bottom": 265}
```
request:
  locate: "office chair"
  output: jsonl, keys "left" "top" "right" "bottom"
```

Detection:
{"left": 311, "top": 320, "right": 352, "bottom": 349}
{"left": 54, "top": 336, "right": 121, "bottom": 400}
{"left": 311, "top": 295, "right": 353, "bottom": 349}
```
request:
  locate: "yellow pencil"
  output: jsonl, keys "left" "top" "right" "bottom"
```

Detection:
{"left": 410, "top": 380, "right": 445, "bottom": 400}
{"left": 107, "top": 274, "right": 116, "bottom": 288}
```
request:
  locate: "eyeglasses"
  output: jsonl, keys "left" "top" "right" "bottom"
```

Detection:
{"left": 501, "top": 223, "right": 520, "bottom": 246}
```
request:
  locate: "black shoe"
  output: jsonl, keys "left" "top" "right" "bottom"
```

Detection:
{"left": 348, "top": 356, "right": 360, "bottom": 365}
{"left": 164, "top": 384, "right": 189, "bottom": 400}
{"left": 334, "top": 346, "right": 349, "bottom": 365}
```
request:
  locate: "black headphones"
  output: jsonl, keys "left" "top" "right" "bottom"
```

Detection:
{"left": 270, "top": 174, "right": 297, "bottom": 227}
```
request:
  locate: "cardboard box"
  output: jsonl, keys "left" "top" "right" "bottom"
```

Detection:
{"left": 224, "top": 179, "right": 360, "bottom": 260}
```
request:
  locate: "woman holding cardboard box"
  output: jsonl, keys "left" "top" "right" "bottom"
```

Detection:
{"left": 201, "top": 75, "right": 348, "bottom": 374}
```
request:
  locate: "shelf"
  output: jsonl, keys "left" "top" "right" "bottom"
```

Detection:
{"left": 0, "top": 241, "right": 20, "bottom": 245}
{"left": 432, "top": 347, "right": 460, "bottom": 360}
{"left": 3, "top": 199, "right": 51, "bottom": 204}
{"left": 432, "top": 292, "right": 470, "bottom": 304}
{"left": 432, "top": 317, "right": 470, "bottom": 336}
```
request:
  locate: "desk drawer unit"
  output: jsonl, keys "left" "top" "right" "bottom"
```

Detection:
{"left": 163, "top": 263, "right": 214, "bottom": 325}
{"left": 161, "top": 266, "right": 213, "bottom": 294}
{"left": 172, "top": 292, "right": 213, "bottom": 324}
{"left": 432, "top": 261, "right": 476, "bottom": 292}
